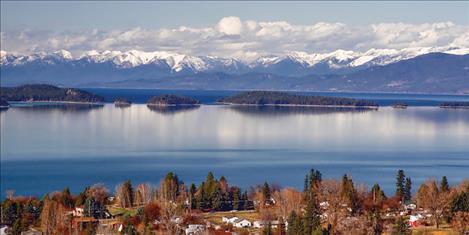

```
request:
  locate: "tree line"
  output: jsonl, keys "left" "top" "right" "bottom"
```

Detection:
{"left": 1, "top": 169, "right": 468, "bottom": 234}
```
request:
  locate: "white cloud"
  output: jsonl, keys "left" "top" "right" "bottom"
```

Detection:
{"left": 1, "top": 17, "right": 468, "bottom": 61}
{"left": 217, "top": 16, "right": 243, "bottom": 35}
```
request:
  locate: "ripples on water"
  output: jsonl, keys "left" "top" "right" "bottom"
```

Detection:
{"left": 1, "top": 102, "right": 469, "bottom": 197}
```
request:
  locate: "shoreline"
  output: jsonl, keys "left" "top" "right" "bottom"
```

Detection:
{"left": 6, "top": 100, "right": 104, "bottom": 105}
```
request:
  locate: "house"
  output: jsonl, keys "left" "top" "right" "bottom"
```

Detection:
{"left": 185, "top": 224, "right": 205, "bottom": 235}
{"left": 253, "top": 220, "right": 265, "bottom": 228}
{"left": 0, "top": 226, "right": 9, "bottom": 235}
{"left": 72, "top": 206, "right": 84, "bottom": 217}
{"left": 222, "top": 216, "right": 239, "bottom": 224}
{"left": 233, "top": 218, "right": 251, "bottom": 228}
{"left": 409, "top": 215, "right": 419, "bottom": 227}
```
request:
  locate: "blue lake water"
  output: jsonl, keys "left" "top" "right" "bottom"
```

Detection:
{"left": 1, "top": 89, "right": 469, "bottom": 198}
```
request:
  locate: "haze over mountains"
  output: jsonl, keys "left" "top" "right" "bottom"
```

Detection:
{"left": 1, "top": 47, "right": 468, "bottom": 94}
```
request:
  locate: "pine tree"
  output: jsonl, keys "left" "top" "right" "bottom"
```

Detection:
{"left": 189, "top": 183, "right": 196, "bottom": 209}
{"left": 233, "top": 187, "right": 241, "bottom": 210}
{"left": 61, "top": 187, "right": 73, "bottom": 208}
{"left": 395, "top": 170, "right": 406, "bottom": 200}
{"left": 303, "top": 193, "right": 321, "bottom": 235}
{"left": 263, "top": 182, "right": 271, "bottom": 201}
{"left": 263, "top": 221, "right": 272, "bottom": 235}
{"left": 404, "top": 178, "right": 412, "bottom": 202}
{"left": 393, "top": 216, "right": 410, "bottom": 235}
{"left": 242, "top": 190, "right": 249, "bottom": 210}
{"left": 371, "top": 183, "right": 386, "bottom": 204}
{"left": 287, "top": 210, "right": 301, "bottom": 235}
{"left": 440, "top": 176, "right": 449, "bottom": 192}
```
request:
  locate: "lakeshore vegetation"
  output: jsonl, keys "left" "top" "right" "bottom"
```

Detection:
{"left": 146, "top": 94, "right": 200, "bottom": 106}
{"left": 218, "top": 91, "right": 379, "bottom": 107}
{"left": 0, "top": 84, "right": 104, "bottom": 103}
{"left": 1, "top": 169, "right": 468, "bottom": 235}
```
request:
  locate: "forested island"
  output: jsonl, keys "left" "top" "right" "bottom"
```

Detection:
{"left": 0, "top": 98, "right": 9, "bottom": 108}
{"left": 114, "top": 98, "right": 132, "bottom": 107}
{"left": 0, "top": 84, "right": 104, "bottom": 103}
{"left": 146, "top": 94, "right": 200, "bottom": 106}
{"left": 218, "top": 91, "right": 379, "bottom": 108}
{"left": 392, "top": 102, "right": 408, "bottom": 109}
{"left": 440, "top": 102, "right": 469, "bottom": 109}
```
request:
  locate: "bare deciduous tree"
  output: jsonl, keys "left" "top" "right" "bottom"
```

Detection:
{"left": 416, "top": 179, "right": 453, "bottom": 228}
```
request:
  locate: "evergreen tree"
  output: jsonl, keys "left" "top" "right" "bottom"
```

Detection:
{"left": 341, "top": 174, "right": 357, "bottom": 213}
{"left": 303, "top": 193, "right": 321, "bottom": 235}
{"left": 262, "top": 182, "right": 271, "bottom": 200}
{"left": 189, "top": 183, "right": 197, "bottom": 209}
{"left": 392, "top": 216, "right": 410, "bottom": 235}
{"left": 120, "top": 180, "right": 134, "bottom": 208}
{"left": 263, "top": 221, "right": 272, "bottom": 235}
{"left": 233, "top": 187, "right": 241, "bottom": 210}
{"left": 61, "top": 187, "right": 73, "bottom": 208}
{"left": 287, "top": 210, "right": 302, "bottom": 235}
{"left": 75, "top": 186, "right": 89, "bottom": 207}
{"left": 212, "top": 187, "right": 223, "bottom": 210}
{"left": 370, "top": 183, "right": 386, "bottom": 204}
{"left": 440, "top": 176, "right": 449, "bottom": 192}
{"left": 395, "top": 170, "right": 406, "bottom": 200}
{"left": 196, "top": 182, "right": 206, "bottom": 210}
{"left": 451, "top": 184, "right": 469, "bottom": 212}
{"left": 242, "top": 190, "right": 249, "bottom": 210}
{"left": 404, "top": 178, "right": 412, "bottom": 202}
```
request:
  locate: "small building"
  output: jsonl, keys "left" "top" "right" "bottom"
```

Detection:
{"left": 222, "top": 216, "right": 239, "bottom": 224}
{"left": 72, "top": 206, "right": 84, "bottom": 217}
{"left": 233, "top": 218, "right": 251, "bottom": 228}
{"left": 253, "top": 220, "right": 265, "bottom": 228}
{"left": 409, "top": 215, "right": 419, "bottom": 227}
{"left": 185, "top": 224, "right": 205, "bottom": 235}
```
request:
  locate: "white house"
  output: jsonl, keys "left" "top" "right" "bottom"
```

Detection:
{"left": 222, "top": 216, "right": 239, "bottom": 224}
{"left": 72, "top": 207, "right": 84, "bottom": 217}
{"left": 233, "top": 218, "right": 251, "bottom": 228}
{"left": 253, "top": 220, "right": 265, "bottom": 228}
{"left": 185, "top": 224, "right": 205, "bottom": 235}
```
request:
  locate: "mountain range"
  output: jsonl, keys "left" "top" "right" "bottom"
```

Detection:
{"left": 1, "top": 47, "right": 468, "bottom": 94}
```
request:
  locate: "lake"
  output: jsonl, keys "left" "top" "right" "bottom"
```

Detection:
{"left": 1, "top": 90, "right": 469, "bottom": 198}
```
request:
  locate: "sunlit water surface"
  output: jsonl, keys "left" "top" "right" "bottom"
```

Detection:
{"left": 1, "top": 104, "right": 468, "bottom": 197}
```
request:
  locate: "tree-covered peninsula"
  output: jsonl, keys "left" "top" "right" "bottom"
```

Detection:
{"left": 0, "top": 98, "right": 9, "bottom": 108}
{"left": 0, "top": 84, "right": 104, "bottom": 103}
{"left": 218, "top": 91, "right": 378, "bottom": 107}
{"left": 146, "top": 94, "right": 200, "bottom": 106}
{"left": 440, "top": 101, "right": 469, "bottom": 109}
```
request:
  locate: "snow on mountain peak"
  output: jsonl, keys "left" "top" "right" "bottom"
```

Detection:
{"left": 2, "top": 47, "right": 468, "bottom": 72}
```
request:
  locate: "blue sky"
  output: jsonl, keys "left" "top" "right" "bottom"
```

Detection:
{"left": 2, "top": 1, "right": 468, "bottom": 30}
{"left": 1, "top": 1, "right": 468, "bottom": 59}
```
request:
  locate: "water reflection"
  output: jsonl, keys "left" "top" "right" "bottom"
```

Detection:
{"left": 147, "top": 105, "right": 200, "bottom": 114}
{"left": 10, "top": 103, "right": 103, "bottom": 113}
{"left": 226, "top": 105, "right": 376, "bottom": 116}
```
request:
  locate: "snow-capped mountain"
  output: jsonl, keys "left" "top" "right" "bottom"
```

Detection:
{"left": 1, "top": 47, "right": 468, "bottom": 93}
{"left": 2, "top": 46, "right": 467, "bottom": 74}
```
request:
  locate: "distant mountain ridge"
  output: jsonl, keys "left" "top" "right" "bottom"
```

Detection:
{"left": 1, "top": 48, "right": 468, "bottom": 94}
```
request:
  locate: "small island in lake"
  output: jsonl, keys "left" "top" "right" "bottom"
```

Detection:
{"left": 0, "top": 98, "right": 10, "bottom": 109}
{"left": 392, "top": 102, "right": 408, "bottom": 109}
{"left": 114, "top": 98, "right": 132, "bottom": 107}
{"left": 439, "top": 101, "right": 469, "bottom": 109}
{"left": 218, "top": 91, "right": 378, "bottom": 108}
{"left": 0, "top": 84, "right": 104, "bottom": 103}
{"left": 146, "top": 94, "right": 200, "bottom": 107}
